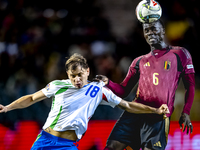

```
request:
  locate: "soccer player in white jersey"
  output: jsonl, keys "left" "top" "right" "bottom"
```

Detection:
{"left": 0, "top": 53, "right": 169, "bottom": 150}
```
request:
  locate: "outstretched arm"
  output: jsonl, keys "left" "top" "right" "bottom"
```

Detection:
{"left": 0, "top": 90, "right": 47, "bottom": 113}
{"left": 94, "top": 57, "right": 141, "bottom": 98}
{"left": 118, "top": 99, "right": 170, "bottom": 115}
{"left": 94, "top": 68, "right": 139, "bottom": 98}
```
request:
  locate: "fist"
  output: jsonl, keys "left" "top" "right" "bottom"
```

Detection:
{"left": 93, "top": 75, "right": 109, "bottom": 85}
{"left": 157, "top": 104, "right": 170, "bottom": 115}
{"left": 0, "top": 104, "right": 8, "bottom": 113}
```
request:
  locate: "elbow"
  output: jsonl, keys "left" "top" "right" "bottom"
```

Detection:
{"left": 116, "top": 89, "right": 129, "bottom": 98}
{"left": 125, "top": 102, "right": 137, "bottom": 113}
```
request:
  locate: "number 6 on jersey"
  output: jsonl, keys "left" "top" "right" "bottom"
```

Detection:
{"left": 153, "top": 73, "right": 159, "bottom": 85}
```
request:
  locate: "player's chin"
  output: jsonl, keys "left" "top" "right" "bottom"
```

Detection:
{"left": 147, "top": 41, "right": 154, "bottom": 46}
{"left": 149, "top": 42, "right": 160, "bottom": 47}
{"left": 76, "top": 84, "right": 82, "bottom": 88}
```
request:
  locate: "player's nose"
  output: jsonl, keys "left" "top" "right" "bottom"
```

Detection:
{"left": 75, "top": 76, "right": 81, "bottom": 82}
{"left": 147, "top": 29, "right": 153, "bottom": 35}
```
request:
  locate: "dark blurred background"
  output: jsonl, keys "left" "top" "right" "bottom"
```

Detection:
{"left": 0, "top": 0, "right": 199, "bottom": 129}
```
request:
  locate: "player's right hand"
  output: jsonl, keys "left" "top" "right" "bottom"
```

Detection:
{"left": 157, "top": 104, "right": 170, "bottom": 115}
{"left": 93, "top": 75, "right": 109, "bottom": 85}
{"left": 0, "top": 104, "right": 8, "bottom": 113}
{"left": 179, "top": 113, "right": 193, "bottom": 134}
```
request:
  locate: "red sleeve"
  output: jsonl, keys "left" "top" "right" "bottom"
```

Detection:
{"left": 182, "top": 73, "right": 195, "bottom": 115}
{"left": 106, "top": 57, "right": 141, "bottom": 98}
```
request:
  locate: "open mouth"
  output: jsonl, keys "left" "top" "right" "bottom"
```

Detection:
{"left": 76, "top": 83, "right": 82, "bottom": 88}
{"left": 149, "top": 37, "right": 156, "bottom": 42}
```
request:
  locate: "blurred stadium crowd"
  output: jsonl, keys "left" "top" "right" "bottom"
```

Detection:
{"left": 0, "top": 0, "right": 199, "bottom": 129}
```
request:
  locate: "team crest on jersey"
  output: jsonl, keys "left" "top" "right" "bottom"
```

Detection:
{"left": 164, "top": 61, "right": 171, "bottom": 70}
{"left": 45, "top": 83, "right": 50, "bottom": 91}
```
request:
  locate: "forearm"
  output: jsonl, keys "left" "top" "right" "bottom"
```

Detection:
{"left": 182, "top": 73, "right": 195, "bottom": 115}
{"left": 118, "top": 100, "right": 157, "bottom": 114}
{"left": 107, "top": 70, "right": 139, "bottom": 98}
{"left": 107, "top": 80, "right": 126, "bottom": 97}
{"left": 6, "top": 95, "right": 35, "bottom": 112}
{"left": 127, "top": 101, "right": 157, "bottom": 113}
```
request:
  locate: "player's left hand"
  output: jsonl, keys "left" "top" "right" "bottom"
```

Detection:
{"left": 179, "top": 113, "right": 193, "bottom": 134}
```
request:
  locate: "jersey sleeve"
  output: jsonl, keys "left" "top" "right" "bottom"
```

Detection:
{"left": 182, "top": 73, "right": 195, "bottom": 115}
{"left": 172, "top": 47, "right": 195, "bottom": 115}
{"left": 172, "top": 47, "right": 195, "bottom": 74}
{"left": 106, "top": 56, "right": 142, "bottom": 98}
{"left": 180, "top": 48, "right": 195, "bottom": 74}
{"left": 100, "top": 86, "right": 122, "bottom": 108}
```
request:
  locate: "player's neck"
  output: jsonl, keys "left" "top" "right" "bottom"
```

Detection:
{"left": 151, "top": 42, "right": 168, "bottom": 52}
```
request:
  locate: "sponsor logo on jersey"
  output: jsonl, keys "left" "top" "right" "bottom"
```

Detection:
{"left": 144, "top": 62, "right": 150, "bottom": 67}
{"left": 45, "top": 84, "right": 50, "bottom": 91}
{"left": 187, "top": 64, "right": 194, "bottom": 69}
{"left": 164, "top": 61, "right": 171, "bottom": 70}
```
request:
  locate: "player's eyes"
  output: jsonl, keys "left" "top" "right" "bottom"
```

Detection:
{"left": 153, "top": 29, "right": 158, "bottom": 32}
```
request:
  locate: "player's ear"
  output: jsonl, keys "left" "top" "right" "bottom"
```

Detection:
{"left": 87, "top": 67, "right": 90, "bottom": 76}
{"left": 66, "top": 70, "right": 69, "bottom": 77}
{"left": 161, "top": 27, "right": 165, "bottom": 35}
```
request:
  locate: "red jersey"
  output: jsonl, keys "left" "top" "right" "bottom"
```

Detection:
{"left": 107, "top": 46, "right": 195, "bottom": 117}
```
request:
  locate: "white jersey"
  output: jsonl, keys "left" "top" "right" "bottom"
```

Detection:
{"left": 41, "top": 79, "right": 121, "bottom": 140}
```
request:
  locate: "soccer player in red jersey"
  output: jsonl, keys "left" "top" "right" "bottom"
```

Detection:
{"left": 95, "top": 20, "right": 195, "bottom": 150}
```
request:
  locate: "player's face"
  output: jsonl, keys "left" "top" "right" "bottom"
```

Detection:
{"left": 143, "top": 21, "right": 165, "bottom": 47}
{"left": 67, "top": 65, "right": 89, "bottom": 88}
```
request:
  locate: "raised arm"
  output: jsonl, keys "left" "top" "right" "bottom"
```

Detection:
{"left": 118, "top": 99, "right": 170, "bottom": 115}
{"left": 94, "top": 74, "right": 138, "bottom": 98}
{"left": 0, "top": 90, "right": 47, "bottom": 113}
{"left": 94, "top": 57, "right": 142, "bottom": 98}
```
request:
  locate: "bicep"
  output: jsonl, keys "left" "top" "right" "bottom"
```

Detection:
{"left": 32, "top": 90, "right": 48, "bottom": 103}
{"left": 120, "top": 67, "right": 139, "bottom": 96}
{"left": 182, "top": 73, "right": 195, "bottom": 88}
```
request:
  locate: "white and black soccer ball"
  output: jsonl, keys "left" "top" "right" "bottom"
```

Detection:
{"left": 136, "top": 0, "right": 162, "bottom": 23}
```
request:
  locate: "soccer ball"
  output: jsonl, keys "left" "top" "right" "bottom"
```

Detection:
{"left": 136, "top": 0, "right": 162, "bottom": 23}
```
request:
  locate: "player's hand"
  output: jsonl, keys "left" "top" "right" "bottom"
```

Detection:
{"left": 0, "top": 104, "right": 8, "bottom": 113}
{"left": 179, "top": 113, "right": 193, "bottom": 134}
{"left": 93, "top": 75, "right": 109, "bottom": 85}
{"left": 156, "top": 104, "right": 170, "bottom": 115}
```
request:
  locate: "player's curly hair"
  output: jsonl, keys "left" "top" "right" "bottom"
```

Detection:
{"left": 65, "top": 53, "right": 89, "bottom": 71}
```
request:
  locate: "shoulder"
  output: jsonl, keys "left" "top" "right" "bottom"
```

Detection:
{"left": 130, "top": 55, "right": 145, "bottom": 68}
{"left": 170, "top": 46, "right": 195, "bottom": 73}
{"left": 170, "top": 46, "right": 192, "bottom": 60}
{"left": 129, "top": 52, "right": 152, "bottom": 70}
{"left": 51, "top": 79, "right": 73, "bottom": 86}
{"left": 90, "top": 81, "right": 105, "bottom": 87}
{"left": 42, "top": 79, "right": 75, "bottom": 97}
{"left": 47, "top": 79, "right": 74, "bottom": 89}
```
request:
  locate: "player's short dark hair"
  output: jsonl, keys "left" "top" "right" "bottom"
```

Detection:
{"left": 65, "top": 53, "right": 89, "bottom": 71}
{"left": 142, "top": 19, "right": 165, "bottom": 29}
{"left": 156, "top": 19, "right": 165, "bottom": 28}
